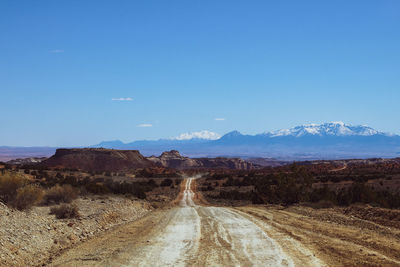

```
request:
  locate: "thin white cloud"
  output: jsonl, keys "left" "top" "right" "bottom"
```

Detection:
{"left": 215, "top": 118, "right": 225, "bottom": 121}
{"left": 49, "top": 49, "right": 64, "bottom": 53}
{"left": 173, "top": 130, "right": 221, "bottom": 140}
{"left": 112, "top": 97, "right": 133, "bottom": 101}
{"left": 137, "top": 123, "right": 153, "bottom": 127}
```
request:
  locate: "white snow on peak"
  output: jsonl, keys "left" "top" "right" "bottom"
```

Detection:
{"left": 267, "top": 122, "right": 382, "bottom": 137}
{"left": 173, "top": 130, "right": 221, "bottom": 140}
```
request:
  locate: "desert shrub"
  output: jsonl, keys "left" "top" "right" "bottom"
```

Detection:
{"left": 44, "top": 184, "right": 78, "bottom": 204}
{"left": 214, "top": 190, "right": 253, "bottom": 201}
{"left": 309, "top": 186, "right": 337, "bottom": 204}
{"left": 251, "top": 192, "right": 264, "bottom": 204}
{"left": 94, "top": 177, "right": 105, "bottom": 183}
{"left": 147, "top": 179, "right": 157, "bottom": 187}
{"left": 12, "top": 184, "right": 44, "bottom": 210}
{"left": 223, "top": 177, "right": 234, "bottom": 187}
{"left": 306, "top": 200, "right": 335, "bottom": 209}
{"left": 200, "top": 184, "right": 215, "bottom": 191}
{"left": 160, "top": 178, "right": 173, "bottom": 187}
{"left": 104, "top": 181, "right": 147, "bottom": 199}
{"left": 139, "top": 169, "right": 153, "bottom": 178}
{"left": 134, "top": 187, "right": 146, "bottom": 199}
{"left": 208, "top": 173, "right": 227, "bottom": 180}
{"left": 0, "top": 172, "right": 28, "bottom": 203}
{"left": 50, "top": 204, "right": 80, "bottom": 219}
{"left": 254, "top": 165, "right": 313, "bottom": 205}
{"left": 85, "top": 182, "right": 110, "bottom": 194}
{"left": 223, "top": 177, "right": 250, "bottom": 187}
{"left": 64, "top": 175, "right": 78, "bottom": 186}
{"left": 308, "top": 182, "right": 400, "bottom": 209}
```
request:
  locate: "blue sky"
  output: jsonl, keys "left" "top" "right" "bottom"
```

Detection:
{"left": 1, "top": 0, "right": 399, "bottom": 146}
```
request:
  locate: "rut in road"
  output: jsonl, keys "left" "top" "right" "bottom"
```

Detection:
{"left": 127, "top": 178, "right": 295, "bottom": 267}
{"left": 127, "top": 178, "right": 201, "bottom": 267}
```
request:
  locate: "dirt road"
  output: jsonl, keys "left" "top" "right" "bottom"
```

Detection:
{"left": 50, "top": 178, "right": 320, "bottom": 266}
{"left": 49, "top": 178, "right": 400, "bottom": 266}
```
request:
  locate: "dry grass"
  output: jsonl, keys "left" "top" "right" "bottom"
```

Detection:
{"left": 44, "top": 184, "right": 78, "bottom": 204}
{"left": 12, "top": 184, "right": 44, "bottom": 210}
{"left": 50, "top": 204, "right": 80, "bottom": 219}
{"left": 0, "top": 172, "right": 28, "bottom": 203}
{"left": 0, "top": 172, "right": 43, "bottom": 210}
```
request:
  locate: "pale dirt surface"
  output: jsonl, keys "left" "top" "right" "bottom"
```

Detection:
{"left": 0, "top": 196, "right": 151, "bottom": 267}
{"left": 236, "top": 206, "right": 400, "bottom": 266}
{"left": 49, "top": 179, "right": 321, "bottom": 267}
{"left": 47, "top": 178, "right": 400, "bottom": 267}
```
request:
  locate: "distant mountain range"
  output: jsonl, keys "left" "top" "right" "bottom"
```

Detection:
{"left": 92, "top": 122, "right": 400, "bottom": 160}
{"left": 1, "top": 122, "right": 400, "bottom": 161}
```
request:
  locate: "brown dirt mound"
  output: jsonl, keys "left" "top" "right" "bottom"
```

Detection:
{"left": 41, "top": 148, "right": 155, "bottom": 172}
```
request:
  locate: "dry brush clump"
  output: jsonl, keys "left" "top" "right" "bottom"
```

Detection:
{"left": 43, "top": 184, "right": 78, "bottom": 204}
{"left": 203, "top": 164, "right": 400, "bottom": 208}
{"left": 50, "top": 204, "right": 80, "bottom": 219}
{"left": 0, "top": 172, "right": 44, "bottom": 210}
{"left": 12, "top": 184, "right": 44, "bottom": 210}
{"left": 0, "top": 172, "right": 28, "bottom": 203}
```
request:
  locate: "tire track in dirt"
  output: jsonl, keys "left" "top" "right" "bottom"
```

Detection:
{"left": 236, "top": 206, "right": 400, "bottom": 266}
{"left": 127, "top": 179, "right": 201, "bottom": 267}
{"left": 127, "top": 177, "right": 296, "bottom": 266}
{"left": 49, "top": 178, "right": 323, "bottom": 267}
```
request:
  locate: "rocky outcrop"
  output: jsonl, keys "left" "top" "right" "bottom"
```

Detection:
{"left": 147, "top": 150, "right": 198, "bottom": 169}
{"left": 41, "top": 148, "right": 256, "bottom": 171}
{"left": 148, "top": 150, "right": 256, "bottom": 170}
{"left": 41, "top": 148, "right": 155, "bottom": 172}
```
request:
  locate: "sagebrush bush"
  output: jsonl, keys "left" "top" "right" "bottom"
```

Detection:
{"left": 44, "top": 184, "right": 78, "bottom": 204}
{"left": 0, "top": 172, "right": 28, "bottom": 203}
{"left": 50, "top": 204, "right": 80, "bottom": 219}
{"left": 12, "top": 184, "right": 44, "bottom": 210}
{"left": 85, "top": 182, "right": 110, "bottom": 194}
{"left": 306, "top": 200, "right": 335, "bottom": 209}
{"left": 160, "top": 178, "right": 173, "bottom": 187}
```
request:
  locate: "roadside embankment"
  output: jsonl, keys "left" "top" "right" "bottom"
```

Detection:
{"left": 0, "top": 196, "right": 151, "bottom": 266}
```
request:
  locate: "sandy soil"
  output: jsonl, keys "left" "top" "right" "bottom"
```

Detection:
{"left": 0, "top": 196, "right": 151, "bottom": 267}
{"left": 49, "top": 179, "right": 319, "bottom": 266}
{"left": 236, "top": 206, "right": 400, "bottom": 266}
{"left": 48, "top": 178, "right": 400, "bottom": 267}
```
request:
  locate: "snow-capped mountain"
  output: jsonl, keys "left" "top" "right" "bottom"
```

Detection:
{"left": 266, "top": 122, "right": 382, "bottom": 137}
{"left": 172, "top": 130, "right": 221, "bottom": 140}
{"left": 92, "top": 122, "right": 400, "bottom": 159}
